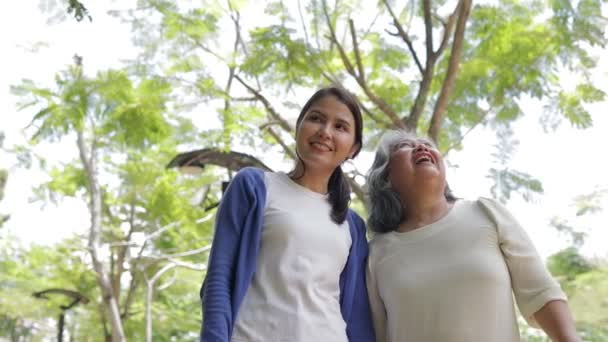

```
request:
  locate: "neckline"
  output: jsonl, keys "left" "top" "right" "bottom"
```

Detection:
{"left": 388, "top": 200, "right": 460, "bottom": 243}
{"left": 276, "top": 172, "right": 328, "bottom": 200}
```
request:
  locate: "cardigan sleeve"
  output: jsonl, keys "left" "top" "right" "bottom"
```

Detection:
{"left": 478, "top": 197, "right": 567, "bottom": 327}
{"left": 200, "top": 168, "right": 264, "bottom": 342}
{"left": 344, "top": 211, "right": 376, "bottom": 342}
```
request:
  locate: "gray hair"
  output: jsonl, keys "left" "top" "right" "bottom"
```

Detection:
{"left": 366, "top": 130, "right": 457, "bottom": 234}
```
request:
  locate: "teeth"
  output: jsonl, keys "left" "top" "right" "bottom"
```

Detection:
{"left": 312, "top": 142, "right": 331, "bottom": 151}
{"left": 415, "top": 155, "right": 432, "bottom": 164}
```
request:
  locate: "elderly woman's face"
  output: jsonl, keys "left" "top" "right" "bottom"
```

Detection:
{"left": 387, "top": 137, "right": 446, "bottom": 191}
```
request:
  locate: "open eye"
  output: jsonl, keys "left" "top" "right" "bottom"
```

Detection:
{"left": 307, "top": 114, "right": 321, "bottom": 122}
{"left": 335, "top": 122, "right": 349, "bottom": 132}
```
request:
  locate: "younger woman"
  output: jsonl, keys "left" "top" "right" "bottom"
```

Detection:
{"left": 200, "top": 87, "right": 374, "bottom": 342}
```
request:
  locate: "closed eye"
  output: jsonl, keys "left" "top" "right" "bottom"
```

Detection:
{"left": 396, "top": 141, "right": 415, "bottom": 149}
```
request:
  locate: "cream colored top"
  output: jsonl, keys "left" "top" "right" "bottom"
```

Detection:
{"left": 367, "top": 198, "right": 566, "bottom": 342}
{"left": 232, "top": 172, "right": 351, "bottom": 342}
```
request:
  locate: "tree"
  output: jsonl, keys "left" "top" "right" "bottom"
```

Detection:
{"left": 11, "top": 0, "right": 608, "bottom": 339}
{"left": 12, "top": 59, "right": 215, "bottom": 340}
{"left": 114, "top": 0, "right": 606, "bottom": 204}
{"left": 39, "top": 0, "right": 92, "bottom": 22}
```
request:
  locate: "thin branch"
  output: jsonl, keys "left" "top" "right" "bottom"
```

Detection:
{"left": 157, "top": 271, "right": 178, "bottom": 291}
{"left": 231, "top": 97, "right": 257, "bottom": 102}
{"left": 444, "top": 107, "right": 491, "bottom": 157}
{"left": 143, "top": 258, "right": 206, "bottom": 342}
{"left": 404, "top": 66, "right": 435, "bottom": 131}
{"left": 194, "top": 41, "right": 227, "bottom": 64}
{"left": 359, "top": 101, "right": 391, "bottom": 127}
{"left": 263, "top": 126, "right": 297, "bottom": 161}
{"left": 349, "top": 19, "right": 365, "bottom": 82}
{"left": 428, "top": 0, "right": 472, "bottom": 143}
{"left": 346, "top": 173, "right": 365, "bottom": 204}
{"left": 113, "top": 198, "right": 136, "bottom": 301}
{"left": 234, "top": 74, "right": 293, "bottom": 133}
{"left": 147, "top": 245, "right": 212, "bottom": 261}
{"left": 321, "top": 0, "right": 404, "bottom": 129}
{"left": 382, "top": 0, "right": 423, "bottom": 74}
{"left": 434, "top": 3, "right": 459, "bottom": 58}
{"left": 120, "top": 275, "right": 139, "bottom": 319}
{"left": 361, "top": 12, "right": 381, "bottom": 41}
{"left": 432, "top": 11, "right": 447, "bottom": 26}
{"left": 422, "top": 0, "right": 433, "bottom": 62}
{"left": 297, "top": 0, "right": 311, "bottom": 47}
{"left": 321, "top": 0, "right": 356, "bottom": 76}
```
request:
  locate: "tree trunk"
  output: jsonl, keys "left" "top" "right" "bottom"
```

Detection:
{"left": 77, "top": 130, "right": 126, "bottom": 342}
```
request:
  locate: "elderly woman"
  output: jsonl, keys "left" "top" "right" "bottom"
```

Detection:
{"left": 365, "top": 130, "right": 579, "bottom": 342}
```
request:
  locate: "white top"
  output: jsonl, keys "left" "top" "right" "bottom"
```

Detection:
{"left": 231, "top": 172, "right": 352, "bottom": 342}
{"left": 367, "top": 198, "right": 567, "bottom": 342}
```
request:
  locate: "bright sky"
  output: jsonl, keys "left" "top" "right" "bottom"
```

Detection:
{"left": 1, "top": 1, "right": 606, "bottom": 260}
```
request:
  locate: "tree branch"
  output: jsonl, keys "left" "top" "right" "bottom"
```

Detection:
{"left": 423, "top": 0, "right": 433, "bottom": 62}
{"left": 76, "top": 128, "right": 126, "bottom": 340}
{"left": 434, "top": 3, "right": 459, "bottom": 58}
{"left": 382, "top": 0, "right": 424, "bottom": 74}
{"left": 349, "top": 19, "right": 365, "bottom": 82}
{"left": 443, "top": 107, "right": 491, "bottom": 156}
{"left": 322, "top": 1, "right": 404, "bottom": 129}
{"left": 113, "top": 199, "right": 136, "bottom": 303}
{"left": 403, "top": 0, "right": 445, "bottom": 131}
{"left": 428, "top": 0, "right": 472, "bottom": 143}
{"left": 233, "top": 74, "right": 293, "bottom": 133}
{"left": 321, "top": 0, "right": 357, "bottom": 76}
{"left": 261, "top": 125, "right": 297, "bottom": 161}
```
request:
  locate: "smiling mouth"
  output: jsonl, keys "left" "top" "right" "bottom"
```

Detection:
{"left": 414, "top": 153, "right": 434, "bottom": 165}
{"left": 311, "top": 142, "right": 332, "bottom": 151}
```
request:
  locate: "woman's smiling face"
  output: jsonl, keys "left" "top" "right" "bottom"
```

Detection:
{"left": 295, "top": 95, "right": 359, "bottom": 173}
{"left": 387, "top": 137, "right": 446, "bottom": 191}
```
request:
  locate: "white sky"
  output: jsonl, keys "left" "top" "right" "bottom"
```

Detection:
{"left": 1, "top": 1, "right": 606, "bottom": 260}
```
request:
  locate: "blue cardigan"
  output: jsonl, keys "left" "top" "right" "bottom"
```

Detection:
{"left": 200, "top": 167, "right": 374, "bottom": 341}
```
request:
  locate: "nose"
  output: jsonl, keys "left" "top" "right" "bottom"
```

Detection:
{"left": 413, "top": 143, "right": 429, "bottom": 153}
{"left": 317, "top": 123, "right": 331, "bottom": 139}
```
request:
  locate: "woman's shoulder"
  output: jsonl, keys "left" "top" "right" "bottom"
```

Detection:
{"left": 232, "top": 167, "right": 267, "bottom": 185}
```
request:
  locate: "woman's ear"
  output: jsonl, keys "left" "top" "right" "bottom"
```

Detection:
{"left": 349, "top": 142, "right": 361, "bottom": 159}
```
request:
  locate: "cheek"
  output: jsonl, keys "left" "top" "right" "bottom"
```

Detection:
{"left": 390, "top": 152, "right": 409, "bottom": 167}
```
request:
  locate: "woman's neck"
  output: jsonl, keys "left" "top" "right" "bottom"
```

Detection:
{"left": 288, "top": 162, "right": 332, "bottom": 194}
{"left": 398, "top": 191, "right": 452, "bottom": 232}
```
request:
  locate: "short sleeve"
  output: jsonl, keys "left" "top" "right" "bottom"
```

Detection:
{"left": 477, "top": 197, "right": 567, "bottom": 327}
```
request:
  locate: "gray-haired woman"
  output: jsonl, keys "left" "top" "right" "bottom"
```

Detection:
{"left": 365, "top": 130, "right": 579, "bottom": 342}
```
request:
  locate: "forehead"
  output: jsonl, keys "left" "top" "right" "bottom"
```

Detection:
{"left": 307, "top": 96, "right": 355, "bottom": 122}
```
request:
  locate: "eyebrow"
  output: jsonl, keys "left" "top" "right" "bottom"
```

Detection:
{"left": 309, "top": 109, "right": 353, "bottom": 127}
{"left": 336, "top": 118, "right": 352, "bottom": 127}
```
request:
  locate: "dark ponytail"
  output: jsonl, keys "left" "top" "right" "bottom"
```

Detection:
{"left": 328, "top": 166, "right": 351, "bottom": 224}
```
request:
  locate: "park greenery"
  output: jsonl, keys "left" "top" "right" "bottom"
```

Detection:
{"left": 1, "top": 0, "right": 607, "bottom": 340}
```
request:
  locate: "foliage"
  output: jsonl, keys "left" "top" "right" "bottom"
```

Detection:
{"left": 548, "top": 247, "right": 594, "bottom": 283}
{"left": 6, "top": 0, "right": 608, "bottom": 339}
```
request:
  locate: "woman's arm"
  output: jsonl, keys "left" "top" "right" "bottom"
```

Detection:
{"left": 200, "top": 168, "right": 262, "bottom": 342}
{"left": 534, "top": 300, "right": 580, "bottom": 342}
{"left": 343, "top": 212, "right": 376, "bottom": 342}
{"left": 366, "top": 251, "right": 387, "bottom": 342}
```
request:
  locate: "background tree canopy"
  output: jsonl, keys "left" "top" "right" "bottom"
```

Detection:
{"left": 1, "top": 0, "right": 607, "bottom": 340}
